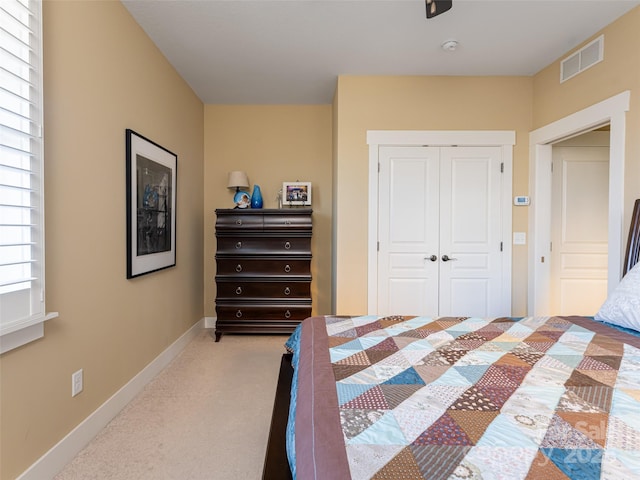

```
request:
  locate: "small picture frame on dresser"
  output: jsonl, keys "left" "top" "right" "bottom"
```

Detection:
{"left": 283, "top": 181, "right": 311, "bottom": 206}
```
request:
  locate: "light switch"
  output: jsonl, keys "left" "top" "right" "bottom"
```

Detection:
{"left": 513, "top": 232, "right": 526, "bottom": 245}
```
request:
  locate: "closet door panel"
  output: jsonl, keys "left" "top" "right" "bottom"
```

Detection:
{"left": 377, "top": 146, "right": 440, "bottom": 316}
{"left": 438, "top": 146, "right": 504, "bottom": 317}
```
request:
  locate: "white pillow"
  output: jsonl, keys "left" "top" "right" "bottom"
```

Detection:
{"left": 594, "top": 261, "right": 640, "bottom": 331}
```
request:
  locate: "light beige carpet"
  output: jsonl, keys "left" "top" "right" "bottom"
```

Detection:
{"left": 54, "top": 330, "right": 289, "bottom": 480}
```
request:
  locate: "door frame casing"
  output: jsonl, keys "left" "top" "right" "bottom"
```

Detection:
{"left": 528, "top": 91, "right": 630, "bottom": 315}
{"left": 367, "top": 130, "right": 516, "bottom": 315}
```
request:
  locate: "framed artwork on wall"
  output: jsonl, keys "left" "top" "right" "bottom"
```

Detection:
{"left": 126, "top": 129, "right": 177, "bottom": 278}
{"left": 283, "top": 181, "right": 312, "bottom": 206}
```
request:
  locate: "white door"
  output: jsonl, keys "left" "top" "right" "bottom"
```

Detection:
{"left": 439, "top": 147, "right": 505, "bottom": 317}
{"left": 550, "top": 142, "right": 609, "bottom": 315}
{"left": 378, "top": 146, "right": 507, "bottom": 317}
{"left": 378, "top": 147, "right": 440, "bottom": 315}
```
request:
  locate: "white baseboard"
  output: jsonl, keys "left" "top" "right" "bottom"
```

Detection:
{"left": 17, "top": 318, "right": 205, "bottom": 480}
{"left": 204, "top": 316, "right": 216, "bottom": 329}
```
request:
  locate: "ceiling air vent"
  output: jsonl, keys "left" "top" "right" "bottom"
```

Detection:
{"left": 560, "top": 35, "right": 604, "bottom": 83}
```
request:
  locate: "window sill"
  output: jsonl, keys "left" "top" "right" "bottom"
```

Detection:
{"left": 0, "top": 312, "right": 58, "bottom": 355}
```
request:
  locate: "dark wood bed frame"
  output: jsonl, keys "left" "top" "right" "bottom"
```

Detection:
{"left": 262, "top": 353, "right": 294, "bottom": 480}
{"left": 261, "top": 199, "right": 640, "bottom": 479}
{"left": 623, "top": 199, "right": 640, "bottom": 276}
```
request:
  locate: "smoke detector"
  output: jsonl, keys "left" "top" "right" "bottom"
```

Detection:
{"left": 441, "top": 40, "right": 459, "bottom": 51}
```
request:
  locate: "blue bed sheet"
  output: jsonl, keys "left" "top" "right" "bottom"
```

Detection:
{"left": 594, "top": 317, "right": 640, "bottom": 337}
{"left": 284, "top": 323, "right": 303, "bottom": 480}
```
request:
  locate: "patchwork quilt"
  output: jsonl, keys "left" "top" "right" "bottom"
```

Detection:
{"left": 289, "top": 315, "right": 640, "bottom": 480}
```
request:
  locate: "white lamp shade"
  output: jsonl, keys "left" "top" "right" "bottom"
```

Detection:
{"left": 227, "top": 171, "right": 249, "bottom": 189}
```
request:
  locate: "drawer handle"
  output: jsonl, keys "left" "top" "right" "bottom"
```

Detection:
{"left": 236, "top": 219, "right": 242, "bottom": 225}
{"left": 235, "top": 286, "right": 242, "bottom": 295}
{"left": 284, "top": 264, "right": 291, "bottom": 273}
{"left": 285, "top": 310, "right": 291, "bottom": 319}
{"left": 236, "top": 264, "right": 242, "bottom": 272}
{"left": 236, "top": 310, "right": 243, "bottom": 318}
{"left": 284, "top": 287, "right": 291, "bottom": 295}
{"left": 285, "top": 220, "right": 291, "bottom": 225}
{"left": 284, "top": 241, "right": 291, "bottom": 250}
{"left": 235, "top": 241, "right": 242, "bottom": 249}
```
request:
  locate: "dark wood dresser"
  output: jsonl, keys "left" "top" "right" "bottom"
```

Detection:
{"left": 214, "top": 209, "right": 312, "bottom": 341}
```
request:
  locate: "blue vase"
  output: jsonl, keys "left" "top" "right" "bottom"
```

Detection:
{"left": 251, "top": 184, "right": 263, "bottom": 208}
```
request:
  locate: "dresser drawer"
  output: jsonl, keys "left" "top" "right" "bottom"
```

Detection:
{"left": 216, "top": 281, "right": 311, "bottom": 300}
{"left": 215, "top": 213, "right": 263, "bottom": 231}
{"left": 216, "top": 303, "right": 311, "bottom": 322}
{"left": 263, "top": 212, "right": 312, "bottom": 230}
{"left": 216, "top": 237, "right": 311, "bottom": 255}
{"left": 216, "top": 258, "right": 310, "bottom": 277}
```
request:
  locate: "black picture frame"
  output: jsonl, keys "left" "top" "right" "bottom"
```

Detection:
{"left": 126, "top": 129, "right": 177, "bottom": 278}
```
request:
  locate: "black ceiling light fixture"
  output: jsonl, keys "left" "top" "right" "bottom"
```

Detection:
{"left": 426, "top": 0, "right": 453, "bottom": 18}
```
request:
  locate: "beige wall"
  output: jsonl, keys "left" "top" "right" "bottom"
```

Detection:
{"left": 0, "top": 2, "right": 204, "bottom": 478}
{"left": 203, "top": 105, "right": 333, "bottom": 317}
{"left": 331, "top": 82, "right": 341, "bottom": 311}
{"left": 333, "top": 76, "right": 534, "bottom": 315}
{"left": 532, "top": 6, "right": 640, "bottom": 235}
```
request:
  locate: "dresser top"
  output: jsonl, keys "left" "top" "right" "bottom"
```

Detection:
{"left": 215, "top": 208, "right": 312, "bottom": 215}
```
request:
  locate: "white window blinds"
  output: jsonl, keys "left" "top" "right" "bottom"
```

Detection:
{"left": 0, "top": 0, "right": 54, "bottom": 353}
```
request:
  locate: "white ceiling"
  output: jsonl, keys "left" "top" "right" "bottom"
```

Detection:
{"left": 122, "top": 0, "right": 640, "bottom": 104}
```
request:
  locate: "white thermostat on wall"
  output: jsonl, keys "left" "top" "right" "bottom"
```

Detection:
{"left": 514, "top": 196, "right": 530, "bottom": 206}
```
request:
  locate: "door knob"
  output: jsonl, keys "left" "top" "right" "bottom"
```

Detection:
{"left": 442, "top": 255, "right": 457, "bottom": 262}
{"left": 425, "top": 255, "right": 438, "bottom": 262}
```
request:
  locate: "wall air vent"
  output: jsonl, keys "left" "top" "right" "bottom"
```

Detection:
{"left": 560, "top": 35, "right": 604, "bottom": 83}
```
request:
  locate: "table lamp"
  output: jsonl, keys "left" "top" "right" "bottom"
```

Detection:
{"left": 227, "top": 171, "right": 250, "bottom": 208}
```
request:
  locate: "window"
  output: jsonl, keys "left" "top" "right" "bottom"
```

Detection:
{"left": 1, "top": 0, "right": 56, "bottom": 354}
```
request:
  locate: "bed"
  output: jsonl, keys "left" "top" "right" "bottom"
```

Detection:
{"left": 262, "top": 199, "right": 640, "bottom": 480}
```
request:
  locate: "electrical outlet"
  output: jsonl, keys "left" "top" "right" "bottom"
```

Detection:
{"left": 72, "top": 369, "right": 83, "bottom": 397}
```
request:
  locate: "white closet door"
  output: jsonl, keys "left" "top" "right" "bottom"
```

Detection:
{"left": 377, "top": 146, "right": 506, "bottom": 318}
{"left": 377, "top": 146, "right": 440, "bottom": 316}
{"left": 439, "top": 147, "right": 505, "bottom": 317}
